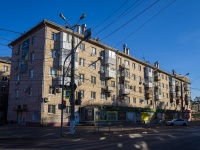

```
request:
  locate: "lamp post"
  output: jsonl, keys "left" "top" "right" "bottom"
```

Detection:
{"left": 59, "top": 13, "right": 90, "bottom": 136}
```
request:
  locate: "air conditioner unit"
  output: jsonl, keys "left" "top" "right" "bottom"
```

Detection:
{"left": 15, "top": 81, "right": 19, "bottom": 85}
{"left": 43, "top": 97, "right": 49, "bottom": 102}
{"left": 14, "top": 66, "right": 18, "bottom": 70}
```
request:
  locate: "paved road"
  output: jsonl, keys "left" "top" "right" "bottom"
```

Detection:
{"left": 0, "top": 124, "right": 200, "bottom": 149}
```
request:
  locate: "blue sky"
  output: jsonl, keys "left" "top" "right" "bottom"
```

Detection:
{"left": 0, "top": 0, "right": 200, "bottom": 100}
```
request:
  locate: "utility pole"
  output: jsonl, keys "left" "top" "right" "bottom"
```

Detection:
{"left": 70, "top": 29, "right": 75, "bottom": 135}
{"left": 59, "top": 13, "right": 91, "bottom": 135}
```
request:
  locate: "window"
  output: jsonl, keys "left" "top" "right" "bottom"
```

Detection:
{"left": 79, "top": 58, "right": 85, "bottom": 66}
{"left": 29, "top": 69, "right": 33, "bottom": 78}
{"left": 139, "top": 76, "right": 142, "bottom": 82}
{"left": 111, "top": 81, "right": 115, "bottom": 87}
{"left": 1, "top": 76, "right": 8, "bottom": 81}
{"left": 30, "top": 52, "right": 34, "bottom": 62}
{"left": 118, "top": 57, "right": 121, "bottom": 65}
{"left": 126, "top": 97, "right": 130, "bottom": 103}
{"left": 91, "top": 92, "right": 96, "bottom": 99}
{"left": 51, "top": 50, "right": 57, "bottom": 58}
{"left": 91, "top": 76, "right": 96, "bottom": 84}
{"left": 16, "top": 74, "right": 20, "bottom": 81}
{"left": 162, "top": 74, "right": 164, "bottom": 79}
{"left": 165, "top": 76, "right": 168, "bottom": 81}
{"left": 65, "top": 106, "right": 71, "bottom": 114}
{"left": 4, "top": 66, "right": 8, "bottom": 72}
{"left": 15, "top": 89, "right": 19, "bottom": 97}
{"left": 52, "top": 32, "right": 57, "bottom": 41}
{"left": 166, "top": 84, "right": 168, "bottom": 89}
{"left": 27, "top": 87, "right": 32, "bottom": 96}
{"left": 124, "top": 60, "right": 129, "bottom": 66}
{"left": 144, "top": 100, "right": 148, "bottom": 105}
{"left": 133, "top": 97, "right": 136, "bottom": 103}
{"left": 48, "top": 104, "right": 56, "bottom": 114}
{"left": 31, "top": 35, "right": 36, "bottom": 45}
{"left": 139, "top": 87, "right": 142, "bottom": 93}
{"left": 109, "top": 51, "right": 115, "bottom": 58}
{"left": 19, "top": 44, "right": 22, "bottom": 52}
{"left": 132, "top": 74, "right": 136, "bottom": 80}
{"left": 79, "top": 90, "right": 84, "bottom": 98}
{"left": 132, "top": 63, "right": 136, "bottom": 69}
{"left": 1, "top": 86, "right": 6, "bottom": 93}
{"left": 79, "top": 74, "right": 85, "bottom": 82}
{"left": 166, "top": 93, "right": 169, "bottom": 98}
{"left": 138, "top": 65, "right": 142, "bottom": 71}
{"left": 101, "top": 80, "right": 106, "bottom": 86}
{"left": 17, "top": 59, "right": 21, "bottom": 67}
{"left": 162, "top": 92, "right": 164, "bottom": 97}
{"left": 50, "top": 67, "right": 57, "bottom": 77}
{"left": 92, "top": 47, "right": 96, "bottom": 55}
{"left": 133, "top": 86, "right": 136, "bottom": 92}
{"left": 162, "top": 83, "right": 164, "bottom": 88}
{"left": 80, "top": 43, "right": 85, "bottom": 50}
{"left": 101, "top": 92, "right": 106, "bottom": 100}
{"left": 49, "top": 86, "right": 56, "bottom": 94}
{"left": 90, "top": 62, "right": 96, "bottom": 69}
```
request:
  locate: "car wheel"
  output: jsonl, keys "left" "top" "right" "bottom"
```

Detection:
{"left": 170, "top": 123, "right": 174, "bottom": 126}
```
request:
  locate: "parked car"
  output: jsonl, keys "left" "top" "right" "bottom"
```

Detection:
{"left": 166, "top": 119, "right": 188, "bottom": 126}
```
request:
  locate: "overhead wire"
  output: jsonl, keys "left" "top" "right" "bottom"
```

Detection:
{"left": 101, "top": 0, "right": 160, "bottom": 41}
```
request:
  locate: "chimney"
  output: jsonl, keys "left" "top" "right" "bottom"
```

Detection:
{"left": 123, "top": 44, "right": 127, "bottom": 54}
{"left": 154, "top": 61, "right": 159, "bottom": 68}
{"left": 126, "top": 48, "right": 130, "bottom": 55}
{"left": 172, "top": 69, "right": 176, "bottom": 75}
{"left": 81, "top": 24, "right": 86, "bottom": 35}
{"left": 77, "top": 25, "right": 81, "bottom": 34}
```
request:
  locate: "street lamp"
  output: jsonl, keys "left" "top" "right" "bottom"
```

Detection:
{"left": 178, "top": 73, "right": 189, "bottom": 118}
{"left": 59, "top": 13, "right": 90, "bottom": 136}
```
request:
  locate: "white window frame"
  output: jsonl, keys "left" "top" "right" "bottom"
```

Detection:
{"left": 48, "top": 104, "right": 56, "bottom": 114}
{"left": 91, "top": 91, "right": 96, "bottom": 99}
{"left": 79, "top": 58, "right": 85, "bottom": 66}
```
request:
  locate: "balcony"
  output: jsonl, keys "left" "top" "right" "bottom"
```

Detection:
{"left": 106, "top": 86, "right": 114, "bottom": 92}
{"left": 146, "top": 88, "right": 153, "bottom": 93}
{"left": 170, "top": 98, "right": 175, "bottom": 103}
{"left": 105, "top": 70, "right": 116, "bottom": 79}
{"left": 170, "top": 87, "right": 175, "bottom": 93}
{"left": 105, "top": 57, "right": 115, "bottom": 65}
{"left": 121, "top": 63, "right": 129, "bottom": 69}
{"left": 144, "top": 67, "right": 152, "bottom": 77}
{"left": 58, "top": 76, "right": 70, "bottom": 86}
{"left": 176, "top": 91, "right": 181, "bottom": 97}
{"left": 120, "top": 88, "right": 130, "bottom": 95}
{"left": 184, "top": 84, "right": 190, "bottom": 91}
{"left": 121, "top": 76, "right": 130, "bottom": 82}
{"left": 156, "top": 95, "right": 162, "bottom": 100}
{"left": 176, "top": 98, "right": 181, "bottom": 105}
{"left": 146, "top": 93, "right": 153, "bottom": 99}
{"left": 154, "top": 76, "right": 161, "bottom": 81}
{"left": 145, "top": 82, "right": 153, "bottom": 88}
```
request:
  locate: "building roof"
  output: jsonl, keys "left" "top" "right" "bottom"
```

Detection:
{"left": 0, "top": 56, "right": 11, "bottom": 64}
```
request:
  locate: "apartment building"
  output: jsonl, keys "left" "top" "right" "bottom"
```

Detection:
{"left": 7, "top": 20, "right": 191, "bottom": 126}
{"left": 0, "top": 57, "right": 11, "bottom": 123}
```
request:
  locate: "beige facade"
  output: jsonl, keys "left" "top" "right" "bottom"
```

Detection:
{"left": 7, "top": 20, "right": 191, "bottom": 126}
{"left": 0, "top": 57, "right": 11, "bottom": 122}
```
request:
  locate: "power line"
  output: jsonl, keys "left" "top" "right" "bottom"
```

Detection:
{"left": 101, "top": 0, "right": 160, "bottom": 41}
{"left": 93, "top": 0, "right": 142, "bottom": 36}
{"left": 0, "top": 28, "right": 23, "bottom": 35}
{"left": 93, "top": 0, "right": 130, "bottom": 30}
{"left": 115, "top": 0, "right": 177, "bottom": 47}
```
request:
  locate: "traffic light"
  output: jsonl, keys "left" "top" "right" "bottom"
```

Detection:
{"left": 76, "top": 91, "right": 82, "bottom": 105}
